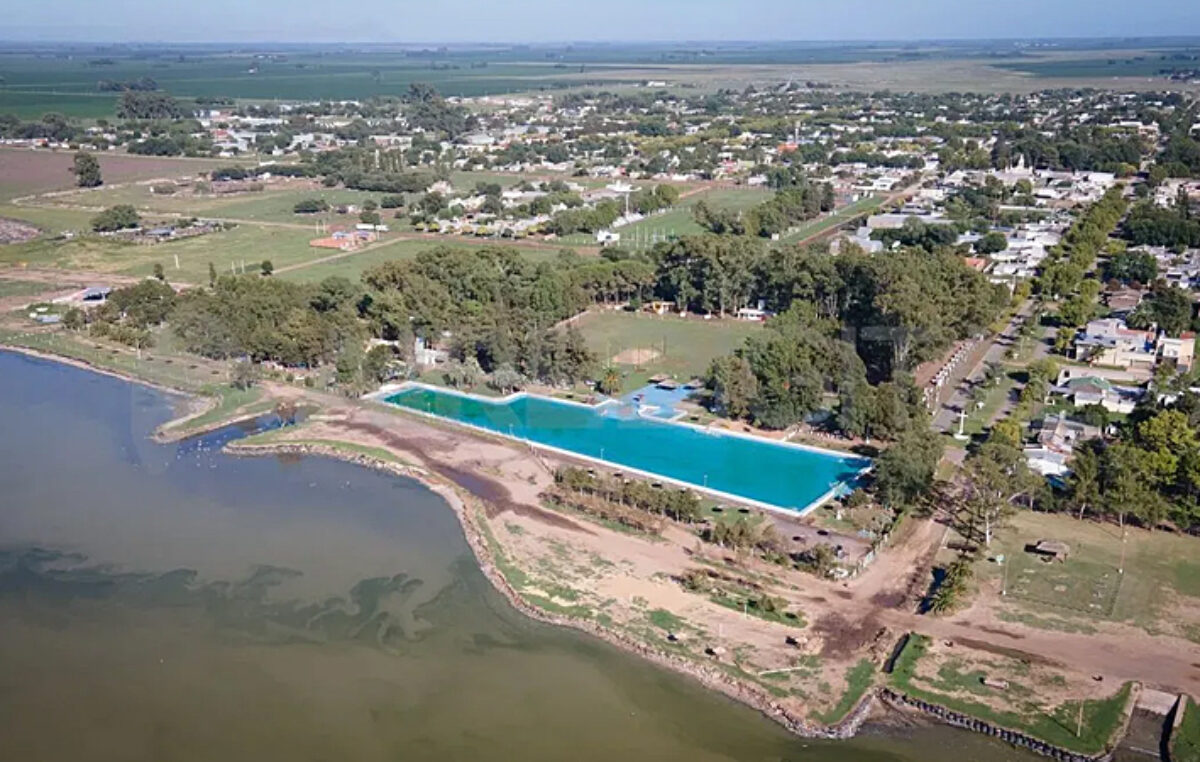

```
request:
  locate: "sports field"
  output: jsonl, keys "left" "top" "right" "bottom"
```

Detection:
{"left": 573, "top": 310, "right": 763, "bottom": 390}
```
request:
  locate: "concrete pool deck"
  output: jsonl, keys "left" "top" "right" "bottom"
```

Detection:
{"left": 369, "top": 382, "right": 871, "bottom": 518}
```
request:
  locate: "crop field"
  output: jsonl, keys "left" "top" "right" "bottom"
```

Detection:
{"left": 0, "top": 148, "right": 246, "bottom": 202}
{"left": 996, "top": 49, "right": 1200, "bottom": 79}
{"left": 980, "top": 511, "right": 1200, "bottom": 640}
{"left": 0, "top": 54, "right": 642, "bottom": 117}
{"left": 573, "top": 310, "right": 762, "bottom": 390}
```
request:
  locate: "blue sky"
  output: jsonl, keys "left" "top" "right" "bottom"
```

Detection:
{"left": 4, "top": 0, "right": 1199, "bottom": 43}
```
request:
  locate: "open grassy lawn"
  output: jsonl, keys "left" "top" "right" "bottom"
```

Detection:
{"left": 889, "top": 633, "right": 1133, "bottom": 755}
{"left": 0, "top": 204, "right": 102, "bottom": 235}
{"left": 811, "top": 659, "right": 876, "bottom": 725}
{"left": 783, "top": 194, "right": 885, "bottom": 242}
{"left": 0, "top": 223, "right": 319, "bottom": 283}
{"left": 0, "top": 326, "right": 231, "bottom": 393}
{"left": 0, "top": 280, "right": 61, "bottom": 300}
{"left": 573, "top": 310, "right": 762, "bottom": 390}
{"left": 50, "top": 183, "right": 415, "bottom": 227}
{"left": 119, "top": 225, "right": 332, "bottom": 283}
{"left": 979, "top": 511, "right": 1200, "bottom": 640}
{"left": 699, "top": 187, "right": 773, "bottom": 211}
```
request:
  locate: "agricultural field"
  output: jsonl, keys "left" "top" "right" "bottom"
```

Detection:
{"left": 976, "top": 511, "right": 1200, "bottom": 641}
{"left": 996, "top": 48, "right": 1200, "bottom": 79}
{"left": 0, "top": 148, "right": 247, "bottom": 202}
{"left": 0, "top": 53, "right": 639, "bottom": 117}
{"left": 0, "top": 90, "right": 119, "bottom": 120}
{"left": 572, "top": 310, "right": 763, "bottom": 391}
{"left": 889, "top": 634, "right": 1133, "bottom": 756}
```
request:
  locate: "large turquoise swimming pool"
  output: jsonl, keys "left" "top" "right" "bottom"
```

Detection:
{"left": 384, "top": 385, "right": 870, "bottom": 514}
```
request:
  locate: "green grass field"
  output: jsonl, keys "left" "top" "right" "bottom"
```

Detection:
{"left": 560, "top": 187, "right": 770, "bottom": 250}
{"left": 0, "top": 222, "right": 318, "bottom": 282}
{"left": 0, "top": 279, "right": 60, "bottom": 299}
{"left": 277, "top": 237, "right": 544, "bottom": 283}
{"left": 0, "top": 204, "right": 101, "bottom": 234}
{"left": 1174, "top": 699, "right": 1200, "bottom": 762}
{"left": 0, "top": 90, "right": 119, "bottom": 119}
{"left": 980, "top": 511, "right": 1200, "bottom": 639}
{"left": 0, "top": 326, "right": 231, "bottom": 392}
{"left": 573, "top": 310, "right": 762, "bottom": 390}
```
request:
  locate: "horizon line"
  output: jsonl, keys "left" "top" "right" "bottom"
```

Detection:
{"left": 2, "top": 34, "right": 1200, "bottom": 47}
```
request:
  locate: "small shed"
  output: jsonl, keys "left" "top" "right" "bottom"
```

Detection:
{"left": 1029, "top": 539, "right": 1070, "bottom": 562}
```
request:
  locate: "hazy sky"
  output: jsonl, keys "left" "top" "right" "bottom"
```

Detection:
{"left": 4, "top": 0, "right": 1199, "bottom": 43}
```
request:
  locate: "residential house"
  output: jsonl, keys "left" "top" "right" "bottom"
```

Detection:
{"left": 1056, "top": 375, "right": 1140, "bottom": 414}
{"left": 1073, "top": 318, "right": 1156, "bottom": 371}
{"left": 1024, "top": 414, "right": 1101, "bottom": 477}
{"left": 1158, "top": 332, "right": 1196, "bottom": 372}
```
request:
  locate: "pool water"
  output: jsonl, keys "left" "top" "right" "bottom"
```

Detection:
{"left": 384, "top": 385, "right": 870, "bottom": 514}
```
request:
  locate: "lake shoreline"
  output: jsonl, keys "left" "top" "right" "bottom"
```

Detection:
{"left": 0, "top": 341, "right": 1143, "bottom": 761}
{"left": 222, "top": 437, "right": 879, "bottom": 742}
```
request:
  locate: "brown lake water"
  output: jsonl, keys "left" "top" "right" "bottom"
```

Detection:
{"left": 0, "top": 350, "right": 1041, "bottom": 762}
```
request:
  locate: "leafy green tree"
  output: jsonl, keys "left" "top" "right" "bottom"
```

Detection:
{"left": 873, "top": 427, "right": 944, "bottom": 508}
{"left": 596, "top": 365, "right": 622, "bottom": 396}
{"left": 706, "top": 355, "right": 758, "bottom": 419}
{"left": 489, "top": 363, "right": 526, "bottom": 394}
{"left": 976, "top": 231, "right": 1007, "bottom": 255}
{"left": 231, "top": 360, "right": 260, "bottom": 390}
{"left": 90, "top": 204, "right": 140, "bottom": 232}
{"left": 963, "top": 437, "right": 1035, "bottom": 546}
{"left": 260, "top": 260, "right": 274, "bottom": 277}
{"left": 72, "top": 150, "right": 102, "bottom": 187}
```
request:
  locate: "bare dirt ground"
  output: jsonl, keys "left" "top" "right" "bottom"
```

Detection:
{"left": 611, "top": 346, "right": 661, "bottom": 365}
{"left": 239, "top": 384, "right": 1200, "bottom": 714}
{"left": 0, "top": 218, "right": 39, "bottom": 244}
